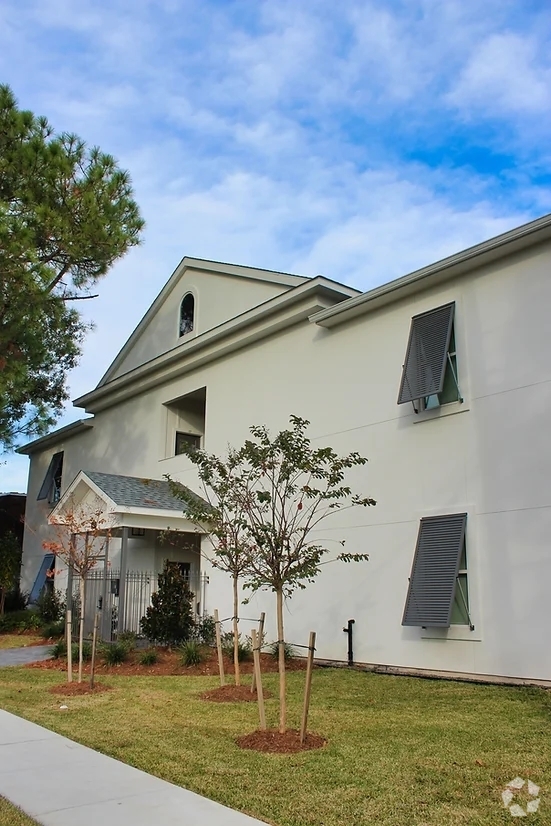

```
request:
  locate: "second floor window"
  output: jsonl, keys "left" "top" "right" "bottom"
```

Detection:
{"left": 179, "top": 293, "right": 195, "bottom": 337}
{"left": 397, "top": 301, "right": 462, "bottom": 413}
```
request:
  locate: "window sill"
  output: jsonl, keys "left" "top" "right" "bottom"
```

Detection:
{"left": 412, "top": 400, "right": 470, "bottom": 424}
{"left": 421, "top": 626, "right": 481, "bottom": 642}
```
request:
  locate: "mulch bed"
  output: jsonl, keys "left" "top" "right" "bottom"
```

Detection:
{"left": 200, "top": 684, "right": 273, "bottom": 702}
{"left": 237, "top": 728, "right": 326, "bottom": 753}
{"left": 49, "top": 682, "right": 112, "bottom": 696}
{"left": 28, "top": 647, "right": 307, "bottom": 678}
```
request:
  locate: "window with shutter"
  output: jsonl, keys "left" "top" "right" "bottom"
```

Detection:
{"left": 37, "top": 452, "right": 64, "bottom": 504}
{"left": 398, "top": 302, "right": 462, "bottom": 412}
{"left": 402, "top": 513, "right": 471, "bottom": 629}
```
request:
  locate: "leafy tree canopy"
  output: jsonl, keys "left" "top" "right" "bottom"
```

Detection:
{"left": 0, "top": 84, "right": 144, "bottom": 449}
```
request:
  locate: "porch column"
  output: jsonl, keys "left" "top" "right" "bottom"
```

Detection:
{"left": 117, "top": 526, "right": 129, "bottom": 636}
{"left": 101, "top": 535, "right": 110, "bottom": 641}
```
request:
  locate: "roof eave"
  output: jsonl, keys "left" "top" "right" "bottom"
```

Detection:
{"left": 310, "top": 212, "right": 551, "bottom": 328}
{"left": 16, "top": 420, "right": 94, "bottom": 456}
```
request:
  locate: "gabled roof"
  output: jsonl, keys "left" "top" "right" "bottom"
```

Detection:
{"left": 49, "top": 470, "right": 206, "bottom": 532}
{"left": 98, "top": 257, "right": 309, "bottom": 387}
{"left": 74, "top": 275, "right": 360, "bottom": 414}
{"left": 84, "top": 471, "right": 190, "bottom": 512}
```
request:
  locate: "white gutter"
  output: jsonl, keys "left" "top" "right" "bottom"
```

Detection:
{"left": 310, "top": 212, "right": 551, "bottom": 328}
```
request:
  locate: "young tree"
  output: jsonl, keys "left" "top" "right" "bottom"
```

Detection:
{"left": 0, "top": 84, "right": 144, "bottom": 448}
{"left": 0, "top": 530, "right": 21, "bottom": 614}
{"left": 168, "top": 452, "right": 255, "bottom": 686}
{"left": 140, "top": 560, "right": 195, "bottom": 646}
{"left": 173, "top": 416, "right": 376, "bottom": 732}
{"left": 43, "top": 500, "right": 112, "bottom": 682}
{"left": 233, "top": 416, "right": 375, "bottom": 732}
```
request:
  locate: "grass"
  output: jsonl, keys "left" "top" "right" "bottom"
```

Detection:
{"left": 0, "top": 797, "right": 39, "bottom": 825}
{"left": 0, "top": 667, "right": 549, "bottom": 826}
{"left": 0, "top": 634, "right": 43, "bottom": 650}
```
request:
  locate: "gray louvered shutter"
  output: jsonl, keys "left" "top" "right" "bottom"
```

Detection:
{"left": 402, "top": 513, "right": 467, "bottom": 628}
{"left": 37, "top": 452, "right": 63, "bottom": 500}
{"left": 397, "top": 302, "right": 455, "bottom": 404}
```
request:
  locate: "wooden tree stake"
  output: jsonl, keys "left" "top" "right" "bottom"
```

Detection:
{"left": 300, "top": 631, "right": 316, "bottom": 745}
{"left": 89, "top": 611, "right": 99, "bottom": 689}
{"left": 66, "top": 608, "right": 73, "bottom": 683}
{"left": 251, "top": 612, "right": 265, "bottom": 694}
{"left": 251, "top": 628, "right": 266, "bottom": 730}
{"left": 214, "top": 609, "right": 225, "bottom": 686}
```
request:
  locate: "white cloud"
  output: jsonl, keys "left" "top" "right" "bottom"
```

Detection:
{"left": 0, "top": 0, "right": 549, "bottom": 493}
{"left": 448, "top": 32, "right": 551, "bottom": 116}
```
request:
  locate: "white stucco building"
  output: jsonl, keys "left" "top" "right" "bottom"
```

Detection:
{"left": 19, "top": 213, "right": 551, "bottom": 683}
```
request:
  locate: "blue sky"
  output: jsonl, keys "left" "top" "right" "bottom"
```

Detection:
{"left": 1, "top": 0, "right": 550, "bottom": 491}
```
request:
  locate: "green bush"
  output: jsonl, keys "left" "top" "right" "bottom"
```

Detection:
{"left": 117, "top": 630, "right": 137, "bottom": 650}
{"left": 269, "top": 640, "right": 296, "bottom": 661}
{"left": 50, "top": 639, "right": 67, "bottom": 659}
{"left": 3, "top": 589, "right": 28, "bottom": 613}
{"left": 140, "top": 561, "right": 196, "bottom": 645}
{"left": 49, "top": 640, "right": 92, "bottom": 661}
{"left": 40, "top": 620, "right": 65, "bottom": 639}
{"left": 195, "top": 614, "right": 216, "bottom": 646}
{"left": 35, "top": 587, "right": 65, "bottom": 623}
{"left": 221, "top": 631, "right": 252, "bottom": 662}
{"left": 139, "top": 649, "right": 158, "bottom": 666}
{"left": 0, "top": 609, "right": 42, "bottom": 632}
{"left": 101, "top": 641, "right": 129, "bottom": 665}
{"left": 180, "top": 640, "right": 204, "bottom": 666}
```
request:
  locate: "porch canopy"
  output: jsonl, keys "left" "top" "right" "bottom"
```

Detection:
{"left": 48, "top": 470, "right": 205, "bottom": 533}
{"left": 48, "top": 471, "right": 207, "bottom": 636}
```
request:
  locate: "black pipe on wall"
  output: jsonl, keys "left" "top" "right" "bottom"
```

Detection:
{"left": 343, "top": 618, "right": 355, "bottom": 665}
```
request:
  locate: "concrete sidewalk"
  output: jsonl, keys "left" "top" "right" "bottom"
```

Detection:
{"left": 0, "top": 645, "right": 53, "bottom": 667}
{"left": 0, "top": 710, "right": 266, "bottom": 825}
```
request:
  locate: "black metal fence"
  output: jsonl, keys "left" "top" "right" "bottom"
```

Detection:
{"left": 70, "top": 569, "right": 208, "bottom": 641}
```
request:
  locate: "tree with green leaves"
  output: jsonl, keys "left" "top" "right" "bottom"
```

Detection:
{"left": 168, "top": 452, "right": 256, "bottom": 686}
{"left": 173, "top": 416, "right": 375, "bottom": 732}
{"left": 0, "top": 529, "right": 21, "bottom": 614}
{"left": 140, "top": 560, "right": 195, "bottom": 646}
{"left": 0, "top": 84, "right": 144, "bottom": 449}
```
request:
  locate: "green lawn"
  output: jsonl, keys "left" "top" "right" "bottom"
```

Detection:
{"left": 0, "top": 667, "right": 548, "bottom": 826}
{"left": 0, "top": 635, "right": 43, "bottom": 650}
{"left": 0, "top": 797, "right": 39, "bottom": 826}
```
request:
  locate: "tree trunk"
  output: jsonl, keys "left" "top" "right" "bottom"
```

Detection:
{"left": 233, "top": 574, "right": 240, "bottom": 686}
{"left": 276, "top": 587, "right": 286, "bottom": 734}
{"left": 0, "top": 589, "right": 5, "bottom": 615}
{"left": 78, "top": 575, "right": 85, "bottom": 683}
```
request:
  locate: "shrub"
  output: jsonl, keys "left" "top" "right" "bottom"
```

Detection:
{"left": 51, "top": 640, "right": 93, "bottom": 661}
{"left": 78, "top": 641, "right": 93, "bottom": 662}
{"left": 180, "top": 640, "right": 204, "bottom": 666}
{"left": 40, "top": 620, "right": 65, "bottom": 639}
{"left": 140, "top": 561, "right": 196, "bottom": 645}
{"left": 101, "top": 641, "right": 129, "bottom": 665}
{"left": 0, "top": 609, "right": 42, "bottom": 632}
{"left": 221, "top": 631, "right": 252, "bottom": 662}
{"left": 195, "top": 614, "right": 216, "bottom": 646}
{"left": 117, "top": 630, "right": 137, "bottom": 650}
{"left": 3, "top": 589, "right": 28, "bottom": 613}
{"left": 50, "top": 639, "right": 67, "bottom": 659}
{"left": 139, "top": 649, "right": 158, "bottom": 666}
{"left": 35, "top": 587, "right": 65, "bottom": 623}
{"left": 269, "top": 640, "right": 296, "bottom": 661}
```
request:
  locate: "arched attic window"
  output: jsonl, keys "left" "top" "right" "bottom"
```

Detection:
{"left": 179, "top": 293, "right": 195, "bottom": 337}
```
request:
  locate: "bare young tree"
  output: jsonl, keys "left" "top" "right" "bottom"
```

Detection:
{"left": 43, "top": 499, "right": 112, "bottom": 682}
